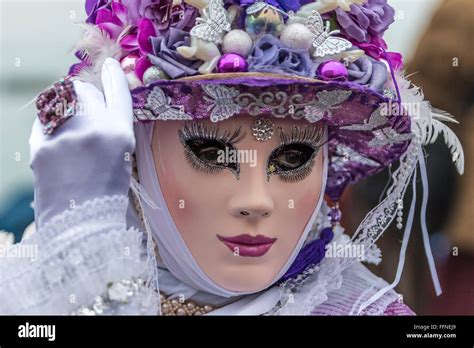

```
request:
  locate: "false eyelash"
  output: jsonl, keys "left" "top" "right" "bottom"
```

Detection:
{"left": 265, "top": 125, "right": 324, "bottom": 183}
{"left": 278, "top": 125, "right": 326, "bottom": 148}
{"left": 179, "top": 122, "right": 245, "bottom": 145}
{"left": 178, "top": 122, "right": 242, "bottom": 179}
{"left": 277, "top": 158, "right": 316, "bottom": 183}
{"left": 183, "top": 148, "right": 227, "bottom": 176}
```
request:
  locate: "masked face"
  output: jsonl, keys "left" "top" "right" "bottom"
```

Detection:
{"left": 151, "top": 115, "right": 326, "bottom": 292}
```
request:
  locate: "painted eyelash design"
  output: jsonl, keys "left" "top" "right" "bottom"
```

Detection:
{"left": 179, "top": 122, "right": 245, "bottom": 145}
{"left": 276, "top": 157, "right": 316, "bottom": 183}
{"left": 279, "top": 124, "right": 326, "bottom": 147}
{"left": 267, "top": 125, "right": 326, "bottom": 183}
{"left": 178, "top": 122, "right": 245, "bottom": 178}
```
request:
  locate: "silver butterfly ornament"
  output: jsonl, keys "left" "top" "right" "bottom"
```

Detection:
{"left": 190, "top": 0, "right": 231, "bottom": 44}
{"left": 134, "top": 87, "right": 193, "bottom": 121}
{"left": 341, "top": 105, "right": 389, "bottom": 131}
{"left": 304, "top": 90, "right": 352, "bottom": 123}
{"left": 368, "top": 128, "right": 414, "bottom": 148}
{"left": 202, "top": 84, "right": 242, "bottom": 122}
{"left": 306, "top": 10, "right": 352, "bottom": 58}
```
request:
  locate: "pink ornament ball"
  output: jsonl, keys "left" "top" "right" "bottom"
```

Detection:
{"left": 317, "top": 61, "right": 348, "bottom": 81}
{"left": 217, "top": 53, "right": 249, "bottom": 73}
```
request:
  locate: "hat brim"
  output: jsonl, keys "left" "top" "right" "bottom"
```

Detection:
{"left": 131, "top": 72, "right": 412, "bottom": 201}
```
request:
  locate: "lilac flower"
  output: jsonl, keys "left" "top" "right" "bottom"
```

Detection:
{"left": 148, "top": 28, "right": 201, "bottom": 79}
{"left": 335, "top": 0, "right": 395, "bottom": 43}
{"left": 347, "top": 56, "right": 388, "bottom": 91}
{"left": 248, "top": 35, "right": 318, "bottom": 77}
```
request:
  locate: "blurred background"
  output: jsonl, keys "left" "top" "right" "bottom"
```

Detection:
{"left": 0, "top": 0, "right": 472, "bottom": 314}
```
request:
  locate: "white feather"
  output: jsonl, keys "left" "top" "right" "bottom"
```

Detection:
{"left": 395, "top": 72, "right": 465, "bottom": 175}
{"left": 74, "top": 24, "right": 124, "bottom": 90}
{"left": 427, "top": 119, "right": 465, "bottom": 175}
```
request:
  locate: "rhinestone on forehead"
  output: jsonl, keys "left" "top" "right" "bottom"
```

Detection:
{"left": 252, "top": 117, "right": 275, "bottom": 141}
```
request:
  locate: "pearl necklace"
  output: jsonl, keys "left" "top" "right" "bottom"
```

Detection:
{"left": 160, "top": 294, "right": 213, "bottom": 316}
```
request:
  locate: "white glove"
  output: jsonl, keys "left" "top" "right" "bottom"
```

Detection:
{"left": 29, "top": 58, "right": 136, "bottom": 229}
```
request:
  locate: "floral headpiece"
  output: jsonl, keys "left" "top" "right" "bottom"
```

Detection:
{"left": 72, "top": 0, "right": 401, "bottom": 88}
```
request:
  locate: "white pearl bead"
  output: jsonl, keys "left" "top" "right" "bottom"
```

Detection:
{"left": 280, "top": 23, "right": 314, "bottom": 51}
{"left": 125, "top": 72, "right": 143, "bottom": 90}
{"left": 222, "top": 29, "right": 253, "bottom": 58}
{"left": 143, "top": 66, "right": 168, "bottom": 85}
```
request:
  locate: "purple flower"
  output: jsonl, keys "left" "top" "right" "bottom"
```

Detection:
{"left": 335, "top": 0, "right": 395, "bottom": 42}
{"left": 354, "top": 36, "right": 404, "bottom": 71}
{"left": 347, "top": 56, "right": 388, "bottom": 91}
{"left": 85, "top": 0, "right": 110, "bottom": 24}
{"left": 148, "top": 28, "right": 201, "bottom": 79}
{"left": 248, "top": 35, "right": 318, "bottom": 77}
{"left": 122, "top": 0, "right": 198, "bottom": 34}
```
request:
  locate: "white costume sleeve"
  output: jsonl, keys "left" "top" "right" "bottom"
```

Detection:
{"left": 0, "top": 59, "right": 158, "bottom": 315}
{"left": 0, "top": 195, "right": 157, "bottom": 315}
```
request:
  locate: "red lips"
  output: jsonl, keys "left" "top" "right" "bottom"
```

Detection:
{"left": 217, "top": 234, "right": 277, "bottom": 257}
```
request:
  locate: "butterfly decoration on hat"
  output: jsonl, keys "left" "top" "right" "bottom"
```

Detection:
{"left": 190, "top": 0, "right": 232, "bottom": 44}
{"left": 306, "top": 10, "right": 352, "bottom": 58}
{"left": 134, "top": 87, "right": 193, "bottom": 121}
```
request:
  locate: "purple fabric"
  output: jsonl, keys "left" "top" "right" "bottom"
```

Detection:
{"left": 383, "top": 301, "right": 416, "bottom": 316}
{"left": 131, "top": 75, "right": 412, "bottom": 201}
{"left": 335, "top": 0, "right": 395, "bottom": 43}
{"left": 248, "top": 35, "right": 318, "bottom": 77}
{"left": 347, "top": 56, "right": 388, "bottom": 91}
{"left": 311, "top": 299, "right": 416, "bottom": 316}
{"left": 149, "top": 28, "right": 201, "bottom": 79}
{"left": 279, "top": 227, "right": 334, "bottom": 282}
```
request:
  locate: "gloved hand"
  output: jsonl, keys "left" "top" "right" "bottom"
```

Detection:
{"left": 29, "top": 58, "right": 135, "bottom": 229}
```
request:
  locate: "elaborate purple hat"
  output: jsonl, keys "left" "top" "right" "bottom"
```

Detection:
{"left": 70, "top": 0, "right": 464, "bottom": 203}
